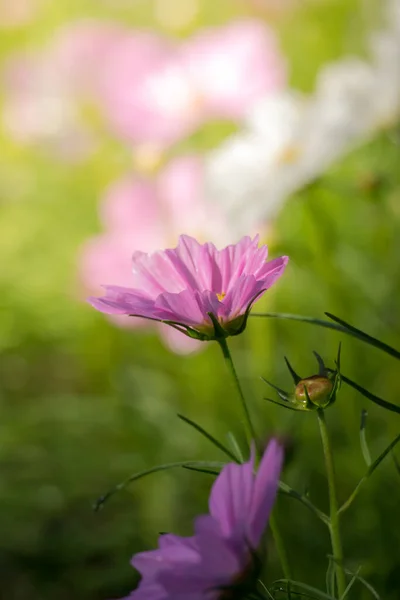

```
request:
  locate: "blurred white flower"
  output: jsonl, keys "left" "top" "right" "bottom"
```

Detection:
{"left": 205, "top": 0, "right": 400, "bottom": 236}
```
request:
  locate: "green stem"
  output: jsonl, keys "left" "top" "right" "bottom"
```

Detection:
{"left": 269, "top": 512, "right": 292, "bottom": 581}
{"left": 216, "top": 337, "right": 292, "bottom": 580}
{"left": 217, "top": 337, "right": 257, "bottom": 442}
{"left": 317, "top": 409, "right": 346, "bottom": 598}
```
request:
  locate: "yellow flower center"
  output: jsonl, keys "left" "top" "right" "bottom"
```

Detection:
{"left": 217, "top": 292, "right": 226, "bottom": 302}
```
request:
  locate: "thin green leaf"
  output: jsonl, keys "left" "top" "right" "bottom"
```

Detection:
{"left": 328, "top": 559, "right": 381, "bottom": 600}
{"left": 338, "top": 373, "right": 400, "bottom": 415}
{"left": 392, "top": 451, "right": 400, "bottom": 476}
{"left": 250, "top": 312, "right": 400, "bottom": 361}
{"left": 227, "top": 431, "right": 245, "bottom": 463}
{"left": 360, "top": 410, "right": 372, "bottom": 467}
{"left": 325, "top": 312, "right": 400, "bottom": 361}
{"left": 177, "top": 413, "right": 239, "bottom": 462}
{"left": 258, "top": 580, "right": 275, "bottom": 600}
{"left": 342, "top": 569, "right": 380, "bottom": 600}
{"left": 339, "top": 432, "right": 400, "bottom": 514}
{"left": 325, "top": 556, "right": 336, "bottom": 597}
{"left": 339, "top": 567, "right": 361, "bottom": 599}
{"left": 265, "top": 397, "right": 306, "bottom": 412}
{"left": 270, "top": 579, "right": 336, "bottom": 600}
{"left": 278, "top": 481, "right": 329, "bottom": 525}
{"left": 182, "top": 465, "right": 221, "bottom": 476}
{"left": 93, "top": 460, "right": 226, "bottom": 511}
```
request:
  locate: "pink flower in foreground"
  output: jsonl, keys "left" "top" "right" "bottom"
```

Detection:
{"left": 122, "top": 439, "right": 284, "bottom": 599}
{"left": 88, "top": 235, "right": 288, "bottom": 341}
{"left": 99, "top": 20, "right": 286, "bottom": 147}
{"left": 81, "top": 156, "right": 234, "bottom": 352}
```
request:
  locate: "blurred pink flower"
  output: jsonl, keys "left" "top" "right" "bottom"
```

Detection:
{"left": 87, "top": 233, "right": 288, "bottom": 342}
{"left": 80, "top": 156, "right": 232, "bottom": 353}
{"left": 98, "top": 33, "right": 200, "bottom": 146}
{"left": 181, "top": 20, "right": 286, "bottom": 119}
{"left": 99, "top": 20, "right": 286, "bottom": 146}
{"left": 1, "top": 21, "right": 124, "bottom": 161}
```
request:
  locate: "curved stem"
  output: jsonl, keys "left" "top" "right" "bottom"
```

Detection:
{"left": 216, "top": 338, "right": 292, "bottom": 580}
{"left": 217, "top": 337, "right": 257, "bottom": 442}
{"left": 317, "top": 409, "right": 346, "bottom": 598}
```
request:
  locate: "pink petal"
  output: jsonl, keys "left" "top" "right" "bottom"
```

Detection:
{"left": 215, "top": 236, "right": 258, "bottom": 291}
{"left": 132, "top": 544, "right": 200, "bottom": 577}
{"left": 209, "top": 448, "right": 255, "bottom": 541}
{"left": 221, "top": 274, "right": 265, "bottom": 317}
{"left": 87, "top": 285, "right": 156, "bottom": 317}
{"left": 131, "top": 248, "right": 190, "bottom": 297}
{"left": 256, "top": 254, "right": 289, "bottom": 281}
{"left": 153, "top": 289, "right": 210, "bottom": 327}
{"left": 248, "top": 438, "right": 284, "bottom": 547}
{"left": 194, "top": 515, "right": 242, "bottom": 579}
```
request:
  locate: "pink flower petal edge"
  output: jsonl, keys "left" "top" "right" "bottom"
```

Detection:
{"left": 87, "top": 234, "right": 288, "bottom": 340}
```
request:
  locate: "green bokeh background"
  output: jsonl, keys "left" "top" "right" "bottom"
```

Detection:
{"left": 1, "top": 1, "right": 399, "bottom": 599}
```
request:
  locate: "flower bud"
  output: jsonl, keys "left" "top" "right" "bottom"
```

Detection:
{"left": 295, "top": 375, "right": 334, "bottom": 408}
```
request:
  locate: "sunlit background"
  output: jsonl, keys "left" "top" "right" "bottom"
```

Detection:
{"left": 1, "top": 0, "right": 400, "bottom": 598}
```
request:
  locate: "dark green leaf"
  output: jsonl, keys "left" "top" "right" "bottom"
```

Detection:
{"left": 338, "top": 373, "right": 400, "bottom": 415}
{"left": 325, "top": 313, "right": 400, "bottom": 361}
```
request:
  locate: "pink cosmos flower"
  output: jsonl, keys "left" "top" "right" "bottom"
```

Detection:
{"left": 99, "top": 20, "right": 286, "bottom": 147}
{"left": 87, "top": 234, "right": 288, "bottom": 341}
{"left": 121, "top": 439, "right": 284, "bottom": 599}
{"left": 80, "top": 156, "right": 232, "bottom": 353}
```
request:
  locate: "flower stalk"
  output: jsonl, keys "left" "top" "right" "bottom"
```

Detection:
{"left": 217, "top": 336, "right": 257, "bottom": 443}
{"left": 317, "top": 408, "right": 346, "bottom": 598}
{"left": 217, "top": 336, "right": 292, "bottom": 581}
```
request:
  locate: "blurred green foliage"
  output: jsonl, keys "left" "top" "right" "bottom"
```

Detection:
{"left": 1, "top": 1, "right": 400, "bottom": 599}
